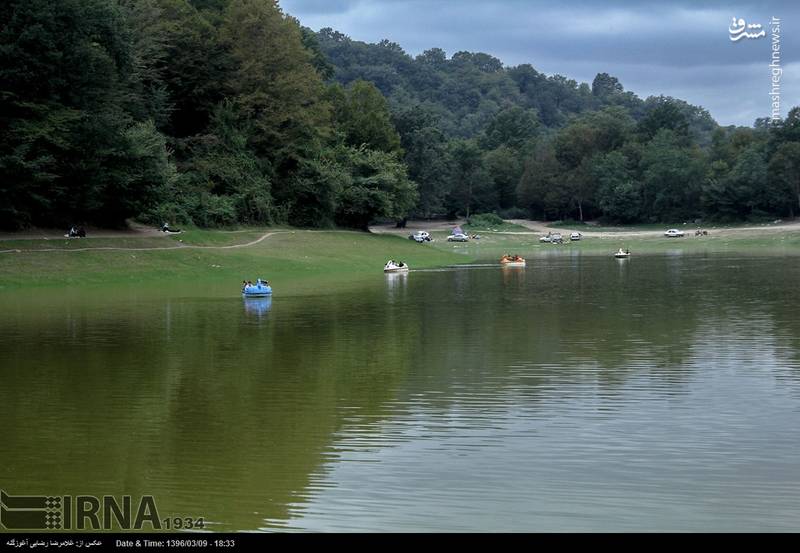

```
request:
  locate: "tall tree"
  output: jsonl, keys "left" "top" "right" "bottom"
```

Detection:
{"left": 330, "top": 80, "right": 402, "bottom": 154}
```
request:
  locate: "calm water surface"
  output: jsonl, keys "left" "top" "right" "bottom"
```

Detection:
{"left": 1, "top": 254, "right": 800, "bottom": 532}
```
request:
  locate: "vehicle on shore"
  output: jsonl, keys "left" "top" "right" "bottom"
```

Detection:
{"left": 384, "top": 260, "right": 409, "bottom": 273}
{"left": 409, "top": 231, "right": 432, "bottom": 242}
{"left": 570, "top": 232, "right": 582, "bottom": 241}
{"left": 540, "top": 232, "right": 564, "bottom": 244}
{"left": 664, "top": 229, "right": 685, "bottom": 237}
{"left": 448, "top": 233, "right": 470, "bottom": 242}
{"left": 500, "top": 255, "right": 526, "bottom": 267}
{"left": 242, "top": 278, "right": 272, "bottom": 297}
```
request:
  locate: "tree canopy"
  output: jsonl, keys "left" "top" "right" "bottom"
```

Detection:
{"left": 1, "top": 0, "right": 797, "bottom": 230}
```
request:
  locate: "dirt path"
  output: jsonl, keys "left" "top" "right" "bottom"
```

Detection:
{"left": 372, "top": 219, "right": 800, "bottom": 238}
{"left": 506, "top": 219, "right": 800, "bottom": 238}
{"left": 0, "top": 231, "right": 288, "bottom": 255}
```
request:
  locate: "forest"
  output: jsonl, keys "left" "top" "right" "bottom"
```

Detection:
{"left": 1, "top": 0, "right": 799, "bottom": 230}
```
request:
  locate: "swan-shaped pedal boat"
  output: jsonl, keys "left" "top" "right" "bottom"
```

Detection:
{"left": 384, "top": 260, "right": 409, "bottom": 273}
{"left": 242, "top": 279, "right": 273, "bottom": 297}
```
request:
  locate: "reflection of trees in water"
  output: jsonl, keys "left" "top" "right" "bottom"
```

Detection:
{"left": 1, "top": 256, "right": 799, "bottom": 530}
{"left": 0, "top": 290, "right": 418, "bottom": 531}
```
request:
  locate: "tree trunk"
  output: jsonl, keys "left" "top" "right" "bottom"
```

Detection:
{"left": 578, "top": 201, "right": 584, "bottom": 222}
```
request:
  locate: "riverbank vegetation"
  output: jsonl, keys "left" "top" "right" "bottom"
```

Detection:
{"left": 2, "top": 0, "right": 799, "bottom": 233}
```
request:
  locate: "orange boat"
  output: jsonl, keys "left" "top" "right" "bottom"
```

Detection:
{"left": 500, "top": 255, "right": 526, "bottom": 267}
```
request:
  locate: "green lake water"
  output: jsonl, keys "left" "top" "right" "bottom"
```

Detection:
{"left": 1, "top": 253, "right": 800, "bottom": 532}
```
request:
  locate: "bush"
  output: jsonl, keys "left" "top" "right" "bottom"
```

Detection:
{"left": 190, "top": 194, "right": 238, "bottom": 227}
{"left": 467, "top": 212, "right": 505, "bottom": 228}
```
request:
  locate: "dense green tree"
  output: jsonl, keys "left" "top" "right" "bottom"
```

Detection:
{"left": 483, "top": 146, "right": 523, "bottom": 210}
{"left": 445, "top": 140, "right": 491, "bottom": 218}
{"left": 392, "top": 105, "right": 452, "bottom": 218}
{"left": 0, "top": 0, "right": 172, "bottom": 228}
{"left": 702, "top": 144, "right": 767, "bottom": 220}
{"left": 479, "top": 106, "right": 539, "bottom": 151}
{"left": 592, "top": 73, "right": 624, "bottom": 98}
{"left": 221, "top": 0, "right": 330, "bottom": 172}
{"left": 639, "top": 130, "right": 705, "bottom": 221}
{"left": 330, "top": 80, "right": 402, "bottom": 154}
{"left": 594, "top": 151, "right": 640, "bottom": 222}
{"left": 768, "top": 142, "right": 800, "bottom": 216}
{"left": 637, "top": 96, "right": 691, "bottom": 142}
{"left": 517, "top": 142, "right": 561, "bottom": 219}
{"left": 333, "top": 146, "right": 417, "bottom": 230}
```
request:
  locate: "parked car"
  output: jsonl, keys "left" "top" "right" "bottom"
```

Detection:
{"left": 570, "top": 232, "right": 582, "bottom": 241}
{"left": 664, "top": 229, "right": 685, "bottom": 237}
{"left": 409, "top": 231, "right": 432, "bottom": 242}
{"left": 447, "top": 233, "right": 470, "bottom": 242}
{"left": 539, "top": 233, "right": 564, "bottom": 243}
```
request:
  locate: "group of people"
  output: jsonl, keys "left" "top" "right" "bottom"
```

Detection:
{"left": 387, "top": 260, "right": 406, "bottom": 267}
{"left": 242, "top": 279, "right": 270, "bottom": 291}
{"left": 65, "top": 225, "right": 86, "bottom": 238}
{"left": 501, "top": 254, "right": 523, "bottom": 262}
{"left": 160, "top": 222, "right": 181, "bottom": 233}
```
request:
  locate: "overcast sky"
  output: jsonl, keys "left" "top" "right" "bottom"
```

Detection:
{"left": 281, "top": 0, "right": 798, "bottom": 126}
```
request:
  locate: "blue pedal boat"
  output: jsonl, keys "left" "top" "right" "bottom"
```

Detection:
{"left": 242, "top": 279, "right": 273, "bottom": 298}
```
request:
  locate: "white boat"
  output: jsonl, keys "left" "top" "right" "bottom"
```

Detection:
{"left": 614, "top": 249, "right": 630, "bottom": 258}
{"left": 384, "top": 260, "right": 409, "bottom": 273}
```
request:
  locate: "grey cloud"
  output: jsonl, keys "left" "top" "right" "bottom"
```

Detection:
{"left": 282, "top": 0, "right": 799, "bottom": 125}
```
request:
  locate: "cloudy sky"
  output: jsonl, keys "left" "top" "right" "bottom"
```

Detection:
{"left": 281, "top": 0, "right": 798, "bottom": 126}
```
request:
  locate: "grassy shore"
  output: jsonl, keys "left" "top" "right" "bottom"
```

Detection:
{"left": 0, "top": 229, "right": 465, "bottom": 295}
{"left": 1, "top": 223, "right": 798, "bottom": 296}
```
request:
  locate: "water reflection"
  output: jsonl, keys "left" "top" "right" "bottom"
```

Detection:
{"left": 384, "top": 272, "right": 408, "bottom": 302}
{"left": 243, "top": 296, "right": 273, "bottom": 318}
{"left": 1, "top": 255, "right": 799, "bottom": 531}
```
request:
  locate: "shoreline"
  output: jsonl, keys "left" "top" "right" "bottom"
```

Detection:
{"left": 1, "top": 221, "right": 799, "bottom": 294}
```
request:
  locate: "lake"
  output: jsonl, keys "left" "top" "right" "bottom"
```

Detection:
{"left": 1, "top": 253, "right": 799, "bottom": 532}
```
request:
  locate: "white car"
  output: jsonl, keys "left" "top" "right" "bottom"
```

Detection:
{"left": 409, "top": 231, "right": 431, "bottom": 242}
{"left": 447, "top": 233, "right": 470, "bottom": 242}
{"left": 664, "top": 229, "right": 685, "bottom": 238}
{"left": 539, "top": 233, "right": 563, "bottom": 243}
{"left": 570, "top": 232, "right": 582, "bottom": 241}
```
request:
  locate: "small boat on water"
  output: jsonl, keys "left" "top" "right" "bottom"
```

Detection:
{"left": 614, "top": 249, "right": 631, "bottom": 259}
{"left": 242, "top": 278, "right": 272, "bottom": 297}
{"left": 384, "top": 260, "right": 409, "bottom": 273}
{"left": 500, "top": 255, "right": 526, "bottom": 267}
